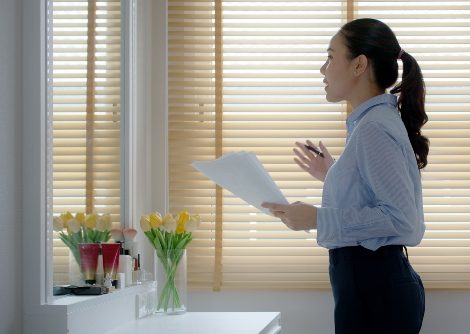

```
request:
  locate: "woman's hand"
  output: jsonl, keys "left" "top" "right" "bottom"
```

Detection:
{"left": 293, "top": 140, "right": 334, "bottom": 182}
{"left": 261, "top": 201, "right": 317, "bottom": 231}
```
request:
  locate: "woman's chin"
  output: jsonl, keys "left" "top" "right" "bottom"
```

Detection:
{"left": 325, "top": 94, "right": 341, "bottom": 103}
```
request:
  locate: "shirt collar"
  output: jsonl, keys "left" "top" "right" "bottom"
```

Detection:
{"left": 346, "top": 93, "right": 397, "bottom": 131}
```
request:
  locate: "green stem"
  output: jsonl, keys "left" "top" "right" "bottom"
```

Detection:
{"left": 157, "top": 250, "right": 184, "bottom": 312}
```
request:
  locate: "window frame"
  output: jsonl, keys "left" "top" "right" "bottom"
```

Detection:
{"left": 23, "top": 0, "right": 168, "bottom": 331}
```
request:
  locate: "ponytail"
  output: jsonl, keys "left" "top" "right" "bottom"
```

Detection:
{"left": 390, "top": 52, "right": 429, "bottom": 169}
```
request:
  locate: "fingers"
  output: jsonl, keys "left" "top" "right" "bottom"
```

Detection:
{"left": 303, "top": 140, "right": 323, "bottom": 158}
{"left": 293, "top": 157, "right": 310, "bottom": 173}
{"left": 319, "top": 140, "right": 330, "bottom": 156}
{"left": 294, "top": 142, "right": 314, "bottom": 160}
{"left": 262, "top": 202, "right": 289, "bottom": 220}
{"left": 294, "top": 140, "right": 323, "bottom": 163}
{"left": 293, "top": 148, "right": 311, "bottom": 165}
{"left": 261, "top": 202, "right": 288, "bottom": 212}
{"left": 272, "top": 211, "right": 286, "bottom": 219}
{"left": 307, "top": 139, "right": 319, "bottom": 150}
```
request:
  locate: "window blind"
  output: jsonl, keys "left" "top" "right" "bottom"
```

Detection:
{"left": 51, "top": 0, "right": 121, "bottom": 285}
{"left": 168, "top": 0, "right": 470, "bottom": 290}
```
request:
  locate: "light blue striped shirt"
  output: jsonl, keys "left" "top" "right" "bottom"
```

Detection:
{"left": 316, "top": 94, "right": 425, "bottom": 250}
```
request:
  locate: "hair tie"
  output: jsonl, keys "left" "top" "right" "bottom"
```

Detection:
{"left": 398, "top": 49, "right": 405, "bottom": 60}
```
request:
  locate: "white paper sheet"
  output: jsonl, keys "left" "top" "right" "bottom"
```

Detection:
{"left": 191, "top": 152, "right": 288, "bottom": 216}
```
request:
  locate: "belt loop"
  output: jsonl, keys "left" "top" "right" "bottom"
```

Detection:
{"left": 403, "top": 246, "right": 409, "bottom": 260}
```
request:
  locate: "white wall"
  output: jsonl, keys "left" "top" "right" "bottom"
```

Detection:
{"left": 0, "top": 0, "right": 22, "bottom": 333}
{"left": 189, "top": 290, "right": 470, "bottom": 334}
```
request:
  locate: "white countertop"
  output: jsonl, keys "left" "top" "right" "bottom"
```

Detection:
{"left": 104, "top": 312, "right": 281, "bottom": 334}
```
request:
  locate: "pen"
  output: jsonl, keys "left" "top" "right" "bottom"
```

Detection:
{"left": 304, "top": 144, "right": 324, "bottom": 158}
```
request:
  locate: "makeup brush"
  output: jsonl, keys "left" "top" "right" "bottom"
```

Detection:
{"left": 123, "top": 228, "right": 137, "bottom": 242}
{"left": 123, "top": 228, "right": 137, "bottom": 254}
{"left": 111, "top": 228, "right": 124, "bottom": 243}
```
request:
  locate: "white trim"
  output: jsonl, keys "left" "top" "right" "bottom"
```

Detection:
{"left": 22, "top": 1, "right": 161, "bottom": 332}
{"left": 45, "top": 0, "right": 55, "bottom": 304}
{"left": 23, "top": 0, "right": 48, "bottom": 312}
{"left": 121, "top": 0, "right": 135, "bottom": 231}
{"left": 132, "top": 0, "right": 168, "bottom": 275}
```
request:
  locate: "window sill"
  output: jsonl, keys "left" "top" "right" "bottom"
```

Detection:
{"left": 49, "top": 281, "right": 156, "bottom": 311}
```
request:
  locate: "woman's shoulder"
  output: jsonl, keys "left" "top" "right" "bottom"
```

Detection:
{"left": 357, "top": 104, "right": 408, "bottom": 141}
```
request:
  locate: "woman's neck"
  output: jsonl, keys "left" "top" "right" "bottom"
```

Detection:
{"left": 349, "top": 89, "right": 385, "bottom": 111}
{"left": 347, "top": 73, "right": 385, "bottom": 111}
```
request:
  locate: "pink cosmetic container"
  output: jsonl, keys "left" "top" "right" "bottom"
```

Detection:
{"left": 78, "top": 243, "right": 100, "bottom": 285}
{"left": 102, "top": 243, "right": 121, "bottom": 287}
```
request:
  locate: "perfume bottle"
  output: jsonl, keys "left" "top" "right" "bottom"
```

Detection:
{"left": 132, "top": 254, "right": 142, "bottom": 285}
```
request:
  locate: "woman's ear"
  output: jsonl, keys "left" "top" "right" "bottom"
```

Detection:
{"left": 353, "top": 54, "right": 368, "bottom": 77}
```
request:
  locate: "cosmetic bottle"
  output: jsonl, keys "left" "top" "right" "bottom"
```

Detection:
{"left": 132, "top": 254, "right": 142, "bottom": 285}
{"left": 118, "top": 248, "right": 133, "bottom": 287}
{"left": 116, "top": 273, "right": 125, "bottom": 289}
{"left": 102, "top": 243, "right": 120, "bottom": 288}
{"left": 78, "top": 243, "right": 100, "bottom": 285}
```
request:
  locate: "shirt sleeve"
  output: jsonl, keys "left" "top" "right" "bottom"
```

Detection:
{"left": 316, "top": 121, "right": 420, "bottom": 245}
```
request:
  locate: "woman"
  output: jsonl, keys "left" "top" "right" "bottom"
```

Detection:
{"left": 262, "top": 18, "right": 428, "bottom": 334}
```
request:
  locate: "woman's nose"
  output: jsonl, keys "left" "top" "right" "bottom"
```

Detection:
{"left": 320, "top": 62, "right": 326, "bottom": 75}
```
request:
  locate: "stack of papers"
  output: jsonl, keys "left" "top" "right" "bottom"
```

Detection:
{"left": 192, "top": 152, "right": 288, "bottom": 216}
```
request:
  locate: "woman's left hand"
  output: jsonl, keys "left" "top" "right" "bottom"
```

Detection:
{"left": 261, "top": 201, "right": 317, "bottom": 231}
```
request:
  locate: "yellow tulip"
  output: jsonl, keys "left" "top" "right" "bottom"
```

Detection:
{"left": 53, "top": 217, "right": 64, "bottom": 232}
{"left": 177, "top": 211, "right": 190, "bottom": 225}
{"left": 101, "top": 214, "right": 112, "bottom": 230}
{"left": 185, "top": 214, "right": 201, "bottom": 232}
{"left": 176, "top": 223, "right": 185, "bottom": 234}
{"left": 96, "top": 214, "right": 109, "bottom": 232}
{"left": 67, "top": 219, "right": 81, "bottom": 234}
{"left": 162, "top": 213, "right": 176, "bottom": 233}
{"left": 175, "top": 211, "right": 190, "bottom": 234}
{"left": 140, "top": 215, "right": 151, "bottom": 232}
{"left": 60, "top": 211, "right": 74, "bottom": 224}
{"left": 75, "top": 212, "right": 86, "bottom": 226}
{"left": 149, "top": 212, "right": 163, "bottom": 229}
{"left": 85, "top": 213, "right": 97, "bottom": 229}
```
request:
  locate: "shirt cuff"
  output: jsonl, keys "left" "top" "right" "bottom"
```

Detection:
{"left": 316, "top": 207, "right": 343, "bottom": 245}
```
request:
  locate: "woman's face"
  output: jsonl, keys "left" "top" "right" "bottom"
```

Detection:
{"left": 320, "top": 33, "right": 357, "bottom": 103}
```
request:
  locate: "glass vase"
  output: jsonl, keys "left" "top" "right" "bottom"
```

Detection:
{"left": 69, "top": 254, "right": 83, "bottom": 286}
{"left": 156, "top": 249, "right": 187, "bottom": 315}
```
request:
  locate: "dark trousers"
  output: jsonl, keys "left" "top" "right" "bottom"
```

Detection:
{"left": 329, "top": 245, "right": 425, "bottom": 334}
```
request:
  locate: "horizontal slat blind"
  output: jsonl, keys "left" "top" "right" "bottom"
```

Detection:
{"left": 51, "top": 0, "right": 121, "bottom": 285}
{"left": 168, "top": 0, "right": 219, "bottom": 289}
{"left": 356, "top": 0, "right": 470, "bottom": 289}
{"left": 169, "top": 0, "right": 470, "bottom": 290}
{"left": 169, "top": 0, "right": 346, "bottom": 290}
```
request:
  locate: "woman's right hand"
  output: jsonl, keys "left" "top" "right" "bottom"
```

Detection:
{"left": 293, "top": 140, "right": 334, "bottom": 182}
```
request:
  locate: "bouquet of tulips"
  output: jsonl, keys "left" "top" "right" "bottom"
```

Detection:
{"left": 140, "top": 210, "right": 200, "bottom": 313}
{"left": 53, "top": 212, "right": 113, "bottom": 266}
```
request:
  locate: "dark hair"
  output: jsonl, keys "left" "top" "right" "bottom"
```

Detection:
{"left": 339, "top": 18, "right": 429, "bottom": 169}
